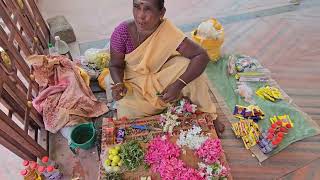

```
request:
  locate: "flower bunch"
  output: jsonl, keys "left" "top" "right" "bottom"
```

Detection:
{"left": 196, "top": 139, "right": 223, "bottom": 164}
{"left": 145, "top": 136, "right": 203, "bottom": 180}
{"left": 159, "top": 111, "right": 180, "bottom": 134}
{"left": 177, "top": 126, "right": 209, "bottom": 150}
{"left": 168, "top": 98, "right": 197, "bottom": 115}
{"left": 198, "top": 161, "right": 230, "bottom": 180}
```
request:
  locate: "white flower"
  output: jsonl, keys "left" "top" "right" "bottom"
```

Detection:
{"left": 206, "top": 166, "right": 213, "bottom": 176}
{"left": 176, "top": 108, "right": 183, "bottom": 114}
{"left": 177, "top": 126, "right": 208, "bottom": 150}
{"left": 161, "top": 135, "right": 167, "bottom": 140}
{"left": 198, "top": 162, "right": 206, "bottom": 169}
{"left": 180, "top": 99, "right": 186, "bottom": 107}
{"left": 191, "top": 104, "right": 197, "bottom": 113}
{"left": 162, "top": 112, "right": 180, "bottom": 134}
{"left": 198, "top": 162, "right": 215, "bottom": 180}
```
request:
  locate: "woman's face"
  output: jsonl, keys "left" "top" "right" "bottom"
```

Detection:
{"left": 133, "top": 0, "right": 165, "bottom": 32}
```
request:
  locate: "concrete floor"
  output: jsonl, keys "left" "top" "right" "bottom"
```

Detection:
{"left": 38, "top": 0, "right": 289, "bottom": 44}
{"left": 2, "top": 0, "right": 320, "bottom": 179}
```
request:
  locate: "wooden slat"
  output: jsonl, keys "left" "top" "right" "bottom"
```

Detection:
{"left": 24, "top": 68, "right": 34, "bottom": 133}
{"left": 0, "top": 0, "right": 49, "bottom": 162}
{"left": 0, "top": 24, "right": 31, "bottom": 82}
{"left": 0, "top": 52, "right": 38, "bottom": 117}
{"left": 8, "top": 25, "right": 17, "bottom": 44}
{"left": 0, "top": 1, "right": 32, "bottom": 56}
{"left": 34, "top": 126, "right": 38, "bottom": 142}
{"left": 0, "top": 73, "right": 43, "bottom": 128}
{"left": 16, "top": 0, "right": 47, "bottom": 49}
{"left": 0, "top": 10, "right": 41, "bottom": 93}
{"left": 0, "top": 110, "right": 47, "bottom": 158}
{"left": 0, "top": 132, "right": 36, "bottom": 161}
{"left": 4, "top": 0, "right": 33, "bottom": 45}
{"left": 4, "top": 86, "right": 43, "bottom": 128}
{"left": 0, "top": 48, "right": 28, "bottom": 94}
{"left": 0, "top": 88, "right": 39, "bottom": 126}
{"left": 4, "top": 0, "right": 45, "bottom": 54}
{"left": 25, "top": 0, "right": 50, "bottom": 44}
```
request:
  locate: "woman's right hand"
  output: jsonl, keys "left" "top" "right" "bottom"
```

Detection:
{"left": 111, "top": 83, "right": 127, "bottom": 101}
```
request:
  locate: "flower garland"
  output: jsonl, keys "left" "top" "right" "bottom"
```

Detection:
{"left": 145, "top": 134, "right": 229, "bottom": 180}
{"left": 158, "top": 98, "right": 198, "bottom": 134}
{"left": 168, "top": 98, "right": 197, "bottom": 115}
{"left": 159, "top": 111, "right": 180, "bottom": 134}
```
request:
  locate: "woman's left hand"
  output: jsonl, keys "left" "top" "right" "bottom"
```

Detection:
{"left": 160, "top": 81, "right": 185, "bottom": 103}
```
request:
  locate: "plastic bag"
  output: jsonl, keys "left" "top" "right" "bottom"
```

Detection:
{"left": 84, "top": 48, "right": 110, "bottom": 70}
{"left": 235, "top": 82, "right": 254, "bottom": 104}
{"left": 60, "top": 126, "right": 76, "bottom": 144}
{"left": 197, "top": 19, "right": 223, "bottom": 40}
{"left": 192, "top": 18, "right": 224, "bottom": 61}
{"left": 227, "top": 55, "right": 237, "bottom": 75}
{"left": 78, "top": 56, "right": 100, "bottom": 79}
{"left": 235, "top": 55, "right": 262, "bottom": 73}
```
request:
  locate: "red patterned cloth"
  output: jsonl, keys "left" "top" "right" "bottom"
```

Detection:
{"left": 29, "top": 55, "right": 108, "bottom": 133}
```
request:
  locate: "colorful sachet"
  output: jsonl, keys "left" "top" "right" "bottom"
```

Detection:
{"left": 256, "top": 86, "right": 283, "bottom": 102}
{"left": 233, "top": 105, "right": 265, "bottom": 122}
{"left": 231, "top": 119, "right": 261, "bottom": 149}
{"left": 257, "top": 115, "right": 293, "bottom": 154}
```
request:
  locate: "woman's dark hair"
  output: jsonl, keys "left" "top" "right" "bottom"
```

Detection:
{"left": 133, "top": 0, "right": 164, "bottom": 10}
{"left": 157, "top": 0, "right": 164, "bottom": 10}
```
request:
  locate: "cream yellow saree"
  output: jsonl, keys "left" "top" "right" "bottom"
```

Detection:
{"left": 114, "top": 19, "right": 217, "bottom": 119}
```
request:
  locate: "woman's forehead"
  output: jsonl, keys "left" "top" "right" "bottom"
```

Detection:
{"left": 133, "top": 0, "right": 155, "bottom": 7}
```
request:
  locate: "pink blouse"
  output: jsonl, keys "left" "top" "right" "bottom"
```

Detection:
{"left": 110, "top": 21, "right": 183, "bottom": 54}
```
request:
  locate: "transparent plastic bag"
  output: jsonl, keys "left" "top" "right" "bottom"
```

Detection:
{"left": 84, "top": 48, "right": 110, "bottom": 70}
{"left": 235, "top": 82, "right": 254, "bottom": 104}
{"left": 235, "top": 55, "right": 262, "bottom": 73}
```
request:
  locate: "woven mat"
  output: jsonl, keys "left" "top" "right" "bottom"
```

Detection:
{"left": 98, "top": 114, "right": 232, "bottom": 180}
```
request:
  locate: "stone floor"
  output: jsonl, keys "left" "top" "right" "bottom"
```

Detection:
{"left": 1, "top": 0, "right": 320, "bottom": 179}
{"left": 37, "top": 0, "right": 291, "bottom": 54}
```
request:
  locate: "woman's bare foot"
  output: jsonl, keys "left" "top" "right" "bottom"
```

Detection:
{"left": 214, "top": 119, "right": 225, "bottom": 138}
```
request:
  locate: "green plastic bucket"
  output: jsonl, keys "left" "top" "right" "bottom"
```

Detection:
{"left": 69, "top": 123, "right": 96, "bottom": 154}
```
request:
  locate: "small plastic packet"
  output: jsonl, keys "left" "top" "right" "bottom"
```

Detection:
{"left": 235, "top": 82, "right": 254, "bottom": 104}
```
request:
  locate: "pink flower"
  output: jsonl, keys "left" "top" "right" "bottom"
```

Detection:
{"left": 158, "top": 116, "right": 166, "bottom": 124}
{"left": 185, "top": 103, "right": 194, "bottom": 112}
{"left": 196, "top": 139, "right": 223, "bottom": 164}
{"left": 145, "top": 136, "right": 181, "bottom": 165}
{"left": 145, "top": 136, "right": 225, "bottom": 180}
{"left": 220, "top": 164, "right": 230, "bottom": 178}
{"left": 157, "top": 158, "right": 204, "bottom": 180}
{"left": 145, "top": 136, "right": 204, "bottom": 180}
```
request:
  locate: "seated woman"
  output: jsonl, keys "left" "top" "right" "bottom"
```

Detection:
{"left": 108, "top": 0, "right": 225, "bottom": 136}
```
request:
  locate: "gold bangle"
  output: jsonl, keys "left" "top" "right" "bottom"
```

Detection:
{"left": 178, "top": 78, "right": 187, "bottom": 86}
{"left": 112, "top": 82, "right": 124, "bottom": 86}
